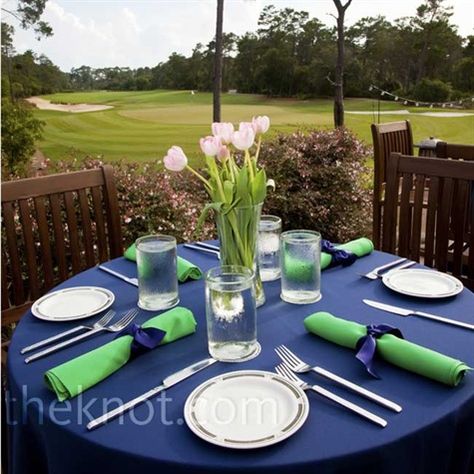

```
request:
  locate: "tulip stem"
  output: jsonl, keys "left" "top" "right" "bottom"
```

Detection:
{"left": 186, "top": 165, "right": 211, "bottom": 189}
{"left": 245, "top": 150, "right": 255, "bottom": 181}
{"left": 255, "top": 136, "right": 262, "bottom": 161}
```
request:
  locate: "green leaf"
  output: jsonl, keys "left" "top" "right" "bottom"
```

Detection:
{"left": 223, "top": 197, "right": 242, "bottom": 214}
{"left": 251, "top": 168, "right": 267, "bottom": 204}
{"left": 236, "top": 166, "right": 251, "bottom": 205}
{"left": 223, "top": 180, "right": 234, "bottom": 204}
{"left": 207, "top": 178, "right": 219, "bottom": 201}
{"left": 205, "top": 156, "right": 219, "bottom": 181}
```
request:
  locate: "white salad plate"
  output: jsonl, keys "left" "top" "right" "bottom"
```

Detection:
{"left": 184, "top": 370, "right": 309, "bottom": 449}
{"left": 382, "top": 269, "right": 463, "bottom": 299}
{"left": 31, "top": 286, "right": 115, "bottom": 321}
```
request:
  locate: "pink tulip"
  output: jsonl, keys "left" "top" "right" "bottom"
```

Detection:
{"left": 200, "top": 136, "right": 221, "bottom": 156}
{"left": 239, "top": 121, "right": 254, "bottom": 132}
{"left": 163, "top": 146, "right": 188, "bottom": 171}
{"left": 252, "top": 116, "right": 270, "bottom": 134}
{"left": 211, "top": 122, "right": 234, "bottom": 144}
{"left": 217, "top": 145, "right": 230, "bottom": 161}
{"left": 232, "top": 127, "right": 255, "bottom": 151}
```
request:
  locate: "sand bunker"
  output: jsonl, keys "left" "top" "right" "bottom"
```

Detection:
{"left": 26, "top": 97, "right": 113, "bottom": 113}
{"left": 347, "top": 110, "right": 411, "bottom": 115}
{"left": 346, "top": 109, "right": 473, "bottom": 117}
{"left": 416, "top": 112, "right": 474, "bottom": 117}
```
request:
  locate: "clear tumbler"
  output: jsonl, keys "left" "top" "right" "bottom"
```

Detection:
{"left": 258, "top": 215, "right": 282, "bottom": 281}
{"left": 205, "top": 265, "right": 257, "bottom": 362}
{"left": 136, "top": 234, "right": 179, "bottom": 311}
{"left": 280, "top": 230, "right": 321, "bottom": 304}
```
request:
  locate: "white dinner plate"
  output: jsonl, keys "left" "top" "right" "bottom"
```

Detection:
{"left": 184, "top": 370, "right": 309, "bottom": 449}
{"left": 31, "top": 286, "right": 115, "bottom": 321}
{"left": 382, "top": 269, "right": 463, "bottom": 298}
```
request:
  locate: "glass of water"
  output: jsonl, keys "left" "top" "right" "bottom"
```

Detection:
{"left": 258, "top": 215, "right": 282, "bottom": 281}
{"left": 280, "top": 230, "right": 321, "bottom": 304}
{"left": 136, "top": 234, "right": 179, "bottom": 311}
{"left": 205, "top": 265, "right": 257, "bottom": 362}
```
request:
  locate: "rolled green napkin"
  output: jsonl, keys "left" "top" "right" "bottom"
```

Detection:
{"left": 284, "top": 237, "right": 374, "bottom": 282}
{"left": 320, "top": 237, "right": 374, "bottom": 269}
{"left": 304, "top": 311, "right": 470, "bottom": 386}
{"left": 45, "top": 307, "right": 197, "bottom": 401}
{"left": 124, "top": 243, "right": 202, "bottom": 282}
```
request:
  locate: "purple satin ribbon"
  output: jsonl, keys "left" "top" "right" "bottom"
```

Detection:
{"left": 115, "top": 323, "right": 166, "bottom": 358}
{"left": 355, "top": 324, "right": 404, "bottom": 378}
{"left": 322, "top": 240, "right": 357, "bottom": 267}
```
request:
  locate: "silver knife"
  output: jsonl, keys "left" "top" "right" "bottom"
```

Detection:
{"left": 194, "top": 242, "right": 220, "bottom": 251}
{"left": 87, "top": 357, "right": 217, "bottom": 430}
{"left": 363, "top": 299, "right": 474, "bottom": 331}
{"left": 183, "top": 244, "right": 220, "bottom": 259}
{"left": 98, "top": 265, "right": 138, "bottom": 287}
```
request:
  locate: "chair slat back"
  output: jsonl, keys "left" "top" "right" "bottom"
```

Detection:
{"left": 1, "top": 165, "right": 123, "bottom": 324}
{"left": 435, "top": 142, "right": 474, "bottom": 161}
{"left": 382, "top": 153, "right": 474, "bottom": 290}
{"left": 371, "top": 120, "right": 414, "bottom": 249}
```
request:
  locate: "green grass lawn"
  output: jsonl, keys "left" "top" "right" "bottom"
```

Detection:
{"left": 36, "top": 90, "right": 474, "bottom": 165}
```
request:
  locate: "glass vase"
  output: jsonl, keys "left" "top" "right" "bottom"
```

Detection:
{"left": 215, "top": 203, "right": 265, "bottom": 307}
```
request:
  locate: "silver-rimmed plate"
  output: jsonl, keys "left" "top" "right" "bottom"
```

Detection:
{"left": 382, "top": 269, "right": 463, "bottom": 298}
{"left": 184, "top": 370, "right": 309, "bottom": 449}
{"left": 31, "top": 286, "right": 115, "bottom": 321}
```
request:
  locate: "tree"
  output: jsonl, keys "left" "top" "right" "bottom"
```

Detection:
{"left": 1, "top": 0, "right": 52, "bottom": 38}
{"left": 1, "top": 22, "right": 15, "bottom": 100}
{"left": 411, "top": 0, "right": 454, "bottom": 82}
{"left": 1, "top": 98, "right": 43, "bottom": 175}
{"left": 235, "top": 33, "right": 260, "bottom": 93}
{"left": 413, "top": 78, "right": 452, "bottom": 101}
{"left": 70, "top": 65, "right": 94, "bottom": 90}
{"left": 1, "top": 1, "right": 51, "bottom": 175}
{"left": 213, "top": 0, "right": 224, "bottom": 122}
{"left": 332, "top": 0, "right": 353, "bottom": 128}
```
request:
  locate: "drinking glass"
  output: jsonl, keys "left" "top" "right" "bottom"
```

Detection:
{"left": 258, "top": 215, "right": 282, "bottom": 281}
{"left": 280, "top": 230, "right": 321, "bottom": 304}
{"left": 136, "top": 235, "right": 179, "bottom": 311}
{"left": 205, "top": 265, "right": 257, "bottom": 362}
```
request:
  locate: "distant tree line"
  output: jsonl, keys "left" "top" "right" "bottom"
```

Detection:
{"left": 2, "top": 2, "right": 474, "bottom": 103}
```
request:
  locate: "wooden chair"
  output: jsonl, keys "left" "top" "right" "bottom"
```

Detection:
{"left": 1, "top": 165, "right": 123, "bottom": 329}
{"left": 371, "top": 121, "right": 414, "bottom": 249}
{"left": 382, "top": 153, "right": 474, "bottom": 290}
{"left": 435, "top": 142, "right": 474, "bottom": 161}
{"left": 1, "top": 165, "right": 123, "bottom": 473}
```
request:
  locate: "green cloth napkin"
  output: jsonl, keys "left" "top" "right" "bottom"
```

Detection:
{"left": 284, "top": 237, "right": 374, "bottom": 282}
{"left": 320, "top": 237, "right": 374, "bottom": 269}
{"left": 304, "top": 311, "right": 470, "bottom": 386}
{"left": 45, "top": 307, "right": 197, "bottom": 401}
{"left": 124, "top": 243, "right": 202, "bottom": 282}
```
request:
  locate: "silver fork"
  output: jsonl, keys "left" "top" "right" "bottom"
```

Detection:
{"left": 275, "top": 364, "right": 387, "bottom": 428}
{"left": 25, "top": 309, "right": 138, "bottom": 364}
{"left": 275, "top": 345, "right": 402, "bottom": 413}
{"left": 21, "top": 310, "right": 115, "bottom": 355}
{"left": 359, "top": 258, "right": 415, "bottom": 280}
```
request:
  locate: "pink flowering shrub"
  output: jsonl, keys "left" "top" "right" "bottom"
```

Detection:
{"left": 259, "top": 128, "right": 372, "bottom": 242}
{"left": 9, "top": 127, "right": 371, "bottom": 249}
{"left": 50, "top": 157, "right": 215, "bottom": 245}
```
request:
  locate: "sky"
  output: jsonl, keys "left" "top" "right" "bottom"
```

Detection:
{"left": 4, "top": 0, "right": 474, "bottom": 71}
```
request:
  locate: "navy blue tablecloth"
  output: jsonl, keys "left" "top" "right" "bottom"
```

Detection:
{"left": 7, "top": 246, "right": 474, "bottom": 474}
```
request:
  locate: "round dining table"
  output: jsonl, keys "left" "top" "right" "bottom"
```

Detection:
{"left": 6, "top": 244, "right": 474, "bottom": 474}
